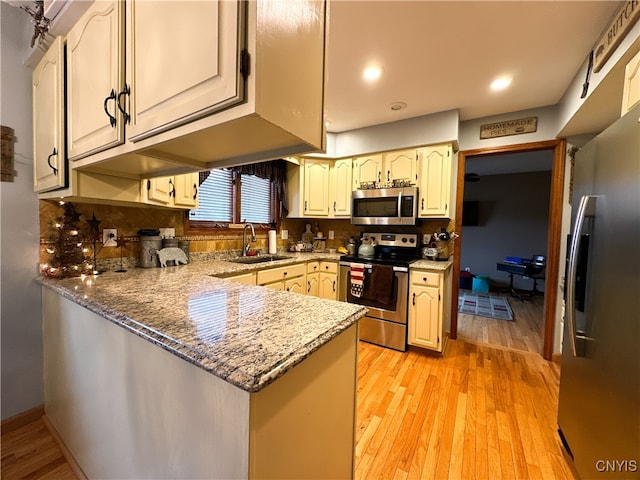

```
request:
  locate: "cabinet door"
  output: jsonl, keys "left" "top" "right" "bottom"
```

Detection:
{"left": 417, "top": 144, "right": 452, "bottom": 218}
{"left": 146, "top": 177, "right": 173, "bottom": 205}
{"left": 33, "top": 37, "right": 66, "bottom": 193}
{"left": 383, "top": 149, "right": 417, "bottom": 184}
{"left": 307, "top": 272, "right": 319, "bottom": 296}
{"left": 67, "top": 0, "right": 124, "bottom": 160}
{"left": 303, "top": 159, "right": 331, "bottom": 216}
{"left": 352, "top": 154, "right": 382, "bottom": 189}
{"left": 285, "top": 276, "right": 305, "bottom": 294}
{"left": 173, "top": 172, "right": 199, "bottom": 208}
{"left": 331, "top": 159, "right": 352, "bottom": 217}
{"left": 228, "top": 272, "right": 256, "bottom": 285}
{"left": 126, "top": 0, "right": 243, "bottom": 141}
{"left": 621, "top": 50, "right": 640, "bottom": 115}
{"left": 408, "top": 283, "right": 442, "bottom": 351}
{"left": 319, "top": 272, "right": 338, "bottom": 300}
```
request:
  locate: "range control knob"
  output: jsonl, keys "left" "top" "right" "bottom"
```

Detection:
{"left": 409, "top": 238, "right": 415, "bottom": 243}
{"left": 401, "top": 237, "right": 407, "bottom": 243}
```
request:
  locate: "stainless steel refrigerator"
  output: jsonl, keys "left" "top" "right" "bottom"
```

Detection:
{"left": 559, "top": 103, "right": 639, "bottom": 479}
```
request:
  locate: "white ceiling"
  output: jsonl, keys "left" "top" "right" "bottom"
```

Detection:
{"left": 326, "top": 1, "right": 621, "bottom": 134}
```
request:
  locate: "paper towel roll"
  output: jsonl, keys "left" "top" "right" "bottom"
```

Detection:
{"left": 268, "top": 230, "right": 277, "bottom": 254}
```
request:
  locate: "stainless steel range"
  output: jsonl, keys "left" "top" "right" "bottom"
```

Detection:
{"left": 338, "top": 232, "right": 421, "bottom": 351}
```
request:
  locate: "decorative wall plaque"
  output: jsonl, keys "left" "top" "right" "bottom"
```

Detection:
{"left": 480, "top": 117, "right": 538, "bottom": 140}
{"left": 593, "top": 0, "right": 640, "bottom": 73}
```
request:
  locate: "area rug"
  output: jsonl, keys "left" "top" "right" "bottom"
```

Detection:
{"left": 458, "top": 293, "right": 514, "bottom": 321}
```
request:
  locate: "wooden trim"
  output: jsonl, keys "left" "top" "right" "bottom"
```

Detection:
{"left": 1, "top": 405, "right": 44, "bottom": 434}
{"left": 43, "top": 415, "right": 89, "bottom": 480}
{"left": 450, "top": 139, "right": 565, "bottom": 361}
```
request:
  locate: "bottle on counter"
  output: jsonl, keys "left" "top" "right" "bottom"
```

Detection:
{"left": 268, "top": 220, "right": 277, "bottom": 254}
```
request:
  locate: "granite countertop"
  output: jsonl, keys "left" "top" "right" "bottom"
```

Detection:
{"left": 410, "top": 258, "right": 453, "bottom": 271}
{"left": 37, "top": 253, "right": 366, "bottom": 393}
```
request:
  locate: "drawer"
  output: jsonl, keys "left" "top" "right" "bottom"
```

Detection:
{"left": 307, "top": 261, "right": 320, "bottom": 273}
{"left": 411, "top": 271, "right": 441, "bottom": 287}
{"left": 319, "top": 261, "right": 338, "bottom": 274}
{"left": 257, "top": 263, "right": 306, "bottom": 285}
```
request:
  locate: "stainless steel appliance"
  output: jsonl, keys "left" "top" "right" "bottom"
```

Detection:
{"left": 558, "top": 104, "right": 639, "bottom": 479}
{"left": 351, "top": 186, "right": 419, "bottom": 225}
{"left": 339, "top": 232, "right": 421, "bottom": 351}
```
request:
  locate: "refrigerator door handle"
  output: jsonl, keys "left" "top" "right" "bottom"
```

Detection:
{"left": 566, "top": 195, "right": 596, "bottom": 357}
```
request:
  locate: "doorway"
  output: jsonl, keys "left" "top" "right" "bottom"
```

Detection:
{"left": 450, "top": 140, "right": 566, "bottom": 360}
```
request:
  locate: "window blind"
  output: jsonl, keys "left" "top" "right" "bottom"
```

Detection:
{"left": 189, "top": 169, "right": 233, "bottom": 222}
{"left": 240, "top": 174, "right": 271, "bottom": 223}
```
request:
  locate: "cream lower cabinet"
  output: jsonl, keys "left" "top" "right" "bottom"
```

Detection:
{"left": 417, "top": 144, "right": 453, "bottom": 218}
{"left": 408, "top": 268, "right": 451, "bottom": 353}
{"left": 142, "top": 172, "right": 199, "bottom": 209}
{"left": 33, "top": 37, "right": 66, "bottom": 193}
{"left": 226, "top": 271, "right": 257, "bottom": 285}
{"left": 257, "top": 263, "right": 306, "bottom": 292}
{"left": 307, "top": 262, "right": 320, "bottom": 296}
{"left": 318, "top": 262, "right": 338, "bottom": 300}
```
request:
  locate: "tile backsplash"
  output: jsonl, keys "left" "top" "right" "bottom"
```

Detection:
{"left": 39, "top": 200, "right": 455, "bottom": 271}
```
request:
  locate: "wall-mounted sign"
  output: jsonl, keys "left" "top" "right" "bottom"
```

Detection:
{"left": 593, "top": 0, "right": 640, "bottom": 73}
{"left": 480, "top": 117, "right": 538, "bottom": 140}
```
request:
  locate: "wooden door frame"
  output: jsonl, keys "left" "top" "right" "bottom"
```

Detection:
{"left": 449, "top": 139, "right": 566, "bottom": 361}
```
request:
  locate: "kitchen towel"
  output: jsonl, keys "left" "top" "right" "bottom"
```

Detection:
{"left": 350, "top": 263, "right": 365, "bottom": 297}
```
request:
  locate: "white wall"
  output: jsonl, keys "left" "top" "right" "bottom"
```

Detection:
{"left": 1, "top": 2, "right": 44, "bottom": 419}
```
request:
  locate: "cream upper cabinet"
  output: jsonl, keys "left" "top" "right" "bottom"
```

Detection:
{"left": 352, "top": 154, "right": 383, "bottom": 189}
{"left": 330, "top": 159, "right": 352, "bottom": 217}
{"left": 142, "top": 172, "right": 199, "bottom": 209}
{"left": 66, "top": 0, "right": 124, "bottom": 161}
{"left": 417, "top": 144, "right": 453, "bottom": 218}
{"left": 125, "top": 0, "right": 242, "bottom": 142}
{"left": 382, "top": 149, "right": 417, "bottom": 184}
{"left": 621, "top": 50, "right": 640, "bottom": 115}
{"left": 33, "top": 37, "right": 66, "bottom": 193}
{"left": 408, "top": 269, "right": 451, "bottom": 353}
{"left": 303, "top": 159, "right": 331, "bottom": 216}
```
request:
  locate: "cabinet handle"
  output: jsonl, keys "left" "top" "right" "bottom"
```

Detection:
{"left": 333, "top": 280, "right": 336, "bottom": 292}
{"left": 304, "top": 200, "right": 307, "bottom": 211}
{"left": 387, "top": 170, "right": 390, "bottom": 182}
{"left": 421, "top": 198, "right": 424, "bottom": 211}
{"left": 116, "top": 84, "right": 131, "bottom": 125}
{"left": 103, "top": 89, "right": 117, "bottom": 127}
{"left": 412, "top": 292, "right": 415, "bottom": 305}
{"left": 193, "top": 184, "right": 198, "bottom": 200}
{"left": 169, "top": 178, "right": 175, "bottom": 197}
{"left": 286, "top": 287, "right": 290, "bottom": 292}
{"left": 378, "top": 171, "right": 381, "bottom": 183}
{"left": 283, "top": 271, "right": 288, "bottom": 276}
{"left": 333, "top": 201, "right": 336, "bottom": 212}
{"left": 46, "top": 147, "right": 58, "bottom": 176}
{"left": 423, "top": 277, "right": 427, "bottom": 282}
{"left": 307, "top": 281, "right": 311, "bottom": 292}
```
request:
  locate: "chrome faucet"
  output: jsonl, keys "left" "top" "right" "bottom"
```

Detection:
{"left": 242, "top": 222, "right": 256, "bottom": 256}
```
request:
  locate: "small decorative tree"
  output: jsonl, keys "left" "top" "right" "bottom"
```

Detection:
{"left": 42, "top": 203, "right": 93, "bottom": 278}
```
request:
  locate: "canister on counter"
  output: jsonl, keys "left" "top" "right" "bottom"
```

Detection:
{"left": 178, "top": 240, "right": 190, "bottom": 263}
{"left": 140, "top": 235, "right": 162, "bottom": 268}
{"left": 162, "top": 238, "right": 179, "bottom": 249}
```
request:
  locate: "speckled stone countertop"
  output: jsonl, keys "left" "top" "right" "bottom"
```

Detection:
{"left": 410, "top": 259, "right": 453, "bottom": 271}
{"left": 37, "top": 253, "right": 366, "bottom": 393}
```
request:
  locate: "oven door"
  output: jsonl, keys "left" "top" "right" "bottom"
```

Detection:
{"left": 338, "top": 264, "right": 408, "bottom": 324}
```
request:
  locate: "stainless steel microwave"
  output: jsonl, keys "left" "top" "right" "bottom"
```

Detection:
{"left": 351, "top": 186, "right": 419, "bottom": 225}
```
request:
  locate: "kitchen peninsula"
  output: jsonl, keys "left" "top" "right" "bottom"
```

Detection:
{"left": 38, "top": 255, "right": 366, "bottom": 479}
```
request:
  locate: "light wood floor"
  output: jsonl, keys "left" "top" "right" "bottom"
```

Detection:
{"left": 2, "top": 336, "right": 573, "bottom": 480}
{"left": 456, "top": 290, "right": 545, "bottom": 354}
{"left": 1, "top": 417, "right": 77, "bottom": 480}
{"left": 355, "top": 339, "right": 575, "bottom": 480}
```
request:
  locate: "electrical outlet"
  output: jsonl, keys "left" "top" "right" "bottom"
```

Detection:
{"left": 422, "top": 233, "right": 431, "bottom": 244}
{"left": 159, "top": 228, "right": 175, "bottom": 238}
{"left": 281, "top": 229, "right": 288, "bottom": 240}
{"left": 328, "top": 230, "right": 335, "bottom": 240}
{"left": 103, "top": 229, "right": 117, "bottom": 247}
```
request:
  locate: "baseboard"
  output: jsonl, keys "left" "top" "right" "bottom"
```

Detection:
{"left": 1, "top": 405, "right": 45, "bottom": 434}
{"left": 552, "top": 353, "right": 562, "bottom": 365}
{"left": 43, "top": 415, "right": 89, "bottom": 480}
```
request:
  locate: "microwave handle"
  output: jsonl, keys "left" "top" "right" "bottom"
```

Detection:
{"left": 397, "top": 191, "right": 402, "bottom": 219}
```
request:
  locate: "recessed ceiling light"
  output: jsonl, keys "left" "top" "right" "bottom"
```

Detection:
{"left": 490, "top": 76, "right": 512, "bottom": 91}
{"left": 363, "top": 66, "right": 383, "bottom": 81}
{"left": 390, "top": 102, "right": 407, "bottom": 111}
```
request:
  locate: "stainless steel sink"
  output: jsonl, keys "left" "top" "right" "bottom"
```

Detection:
{"left": 227, "top": 255, "right": 290, "bottom": 264}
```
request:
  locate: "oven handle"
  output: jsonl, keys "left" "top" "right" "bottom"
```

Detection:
{"left": 339, "top": 262, "right": 408, "bottom": 273}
